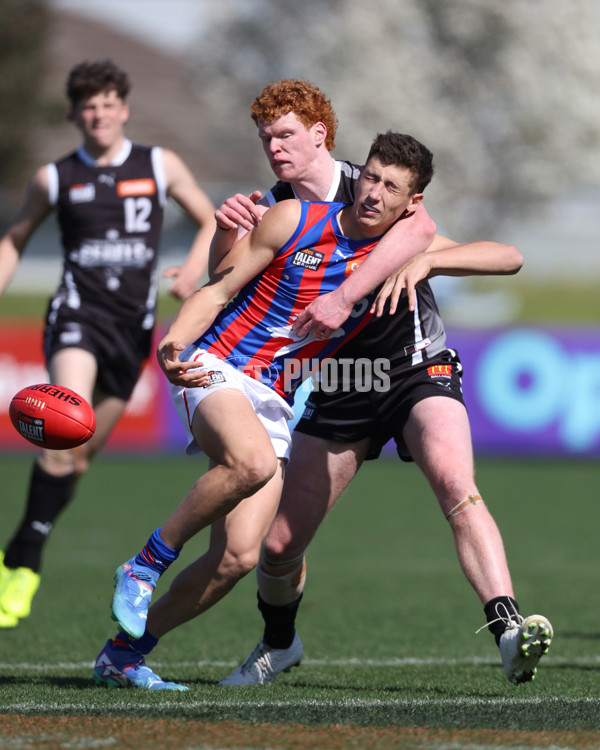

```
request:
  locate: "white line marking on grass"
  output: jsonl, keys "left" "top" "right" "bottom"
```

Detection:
{"left": 0, "top": 655, "right": 598, "bottom": 671}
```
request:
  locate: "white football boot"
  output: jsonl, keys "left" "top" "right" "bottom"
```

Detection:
{"left": 219, "top": 633, "right": 303, "bottom": 686}
{"left": 499, "top": 613, "right": 553, "bottom": 684}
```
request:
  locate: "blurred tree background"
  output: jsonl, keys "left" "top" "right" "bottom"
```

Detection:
{"left": 191, "top": 0, "right": 600, "bottom": 240}
{"left": 0, "top": 0, "right": 598, "bottom": 322}
{"left": 0, "top": 0, "right": 52, "bottom": 209}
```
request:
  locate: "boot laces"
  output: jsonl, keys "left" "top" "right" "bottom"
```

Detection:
{"left": 475, "top": 600, "right": 523, "bottom": 635}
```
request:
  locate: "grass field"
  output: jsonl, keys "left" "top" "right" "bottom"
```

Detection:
{"left": 1, "top": 453, "right": 599, "bottom": 749}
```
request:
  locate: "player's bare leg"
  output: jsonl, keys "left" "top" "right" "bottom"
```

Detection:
{"left": 111, "top": 389, "right": 279, "bottom": 638}
{"left": 403, "top": 397, "right": 513, "bottom": 602}
{"left": 404, "top": 396, "right": 552, "bottom": 683}
{"left": 161, "top": 390, "right": 279, "bottom": 548}
{"left": 220, "top": 434, "right": 368, "bottom": 685}
{"left": 263, "top": 434, "right": 368, "bottom": 568}
{"left": 98, "top": 407, "right": 286, "bottom": 683}
{"left": 144, "top": 461, "right": 285, "bottom": 637}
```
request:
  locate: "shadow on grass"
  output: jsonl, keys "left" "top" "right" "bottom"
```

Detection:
{"left": 0, "top": 674, "right": 216, "bottom": 689}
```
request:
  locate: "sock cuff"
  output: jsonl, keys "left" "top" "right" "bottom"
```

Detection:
{"left": 257, "top": 558, "right": 306, "bottom": 606}
{"left": 135, "top": 527, "right": 181, "bottom": 574}
{"left": 484, "top": 596, "right": 520, "bottom": 621}
{"left": 32, "top": 461, "right": 77, "bottom": 486}
{"left": 484, "top": 596, "right": 521, "bottom": 646}
{"left": 115, "top": 629, "right": 159, "bottom": 655}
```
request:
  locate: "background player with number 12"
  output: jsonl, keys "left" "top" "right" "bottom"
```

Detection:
{"left": 0, "top": 59, "right": 216, "bottom": 628}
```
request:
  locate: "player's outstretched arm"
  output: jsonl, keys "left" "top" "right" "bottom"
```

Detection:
{"left": 160, "top": 148, "right": 218, "bottom": 300}
{"left": 0, "top": 166, "right": 52, "bottom": 296}
{"left": 371, "top": 235, "right": 524, "bottom": 316}
{"left": 292, "top": 202, "right": 436, "bottom": 336}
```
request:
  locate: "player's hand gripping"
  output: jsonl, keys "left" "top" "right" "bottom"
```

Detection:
{"left": 370, "top": 252, "right": 434, "bottom": 317}
{"left": 156, "top": 340, "right": 210, "bottom": 387}
{"left": 291, "top": 286, "right": 353, "bottom": 339}
{"left": 215, "top": 190, "right": 264, "bottom": 232}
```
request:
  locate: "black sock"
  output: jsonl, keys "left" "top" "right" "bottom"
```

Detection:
{"left": 258, "top": 591, "right": 303, "bottom": 649}
{"left": 484, "top": 596, "right": 521, "bottom": 646}
{"left": 4, "top": 462, "right": 77, "bottom": 572}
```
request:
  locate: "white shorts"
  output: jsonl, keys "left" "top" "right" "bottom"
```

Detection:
{"left": 171, "top": 347, "right": 294, "bottom": 460}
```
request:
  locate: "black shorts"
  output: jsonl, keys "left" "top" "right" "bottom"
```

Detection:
{"left": 294, "top": 349, "right": 466, "bottom": 461}
{"left": 43, "top": 308, "right": 152, "bottom": 401}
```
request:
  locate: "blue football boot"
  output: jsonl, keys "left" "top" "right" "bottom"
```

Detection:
{"left": 93, "top": 638, "right": 188, "bottom": 691}
{"left": 111, "top": 559, "right": 159, "bottom": 639}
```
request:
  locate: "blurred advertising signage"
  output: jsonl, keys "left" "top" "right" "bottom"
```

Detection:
{"left": 0, "top": 322, "right": 168, "bottom": 453}
{"left": 1, "top": 323, "right": 599, "bottom": 456}
{"left": 449, "top": 326, "right": 600, "bottom": 456}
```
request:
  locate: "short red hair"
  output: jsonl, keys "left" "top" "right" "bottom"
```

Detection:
{"left": 251, "top": 79, "right": 337, "bottom": 151}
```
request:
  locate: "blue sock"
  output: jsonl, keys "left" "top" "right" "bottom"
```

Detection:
{"left": 115, "top": 629, "right": 159, "bottom": 656}
{"left": 134, "top": 528, "right": 181, "bottom": 575}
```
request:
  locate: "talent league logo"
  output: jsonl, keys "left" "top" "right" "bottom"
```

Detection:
{"left": 202, "top": 370, "right": 227, "bottom": 388}
{"left": 16, "top": 412, "right": 46, "bottom": 443}
{"left": 291, "top": 247, "right": 324, "bottom": 270}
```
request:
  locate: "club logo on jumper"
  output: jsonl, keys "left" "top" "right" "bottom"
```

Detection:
{"left": 16, "top": 412, "right": 46, "bottom": 444}
{"left": 427, "top": 364, "right": 453, "bottom": 378}
{"left": 69, "top": 183, "right": 95, "bottom": 204}
{"left": 98, "top": 173, "right": 116, "bottom": 188}
{"left": 117, "top": 178, "right": 157, "bottom": 197}
{"left": 203, "top": 370, "right": 227, "bottom": 388}
{"left": 291, "top": 247, "right": 324, "bottom": 271}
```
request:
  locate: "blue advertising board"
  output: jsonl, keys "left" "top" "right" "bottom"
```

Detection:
{"left": 446, "top": 326, "right": 600, "bottom": 456}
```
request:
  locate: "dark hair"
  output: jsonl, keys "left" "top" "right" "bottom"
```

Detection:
{"left": 66, "top": 59, "right": 130, "bottom": 105}
{"left": 367, "top": 131, "right": 434, "bottom": 193}
{"left": 251, "top": 79, "right": 338, "bottom": 151}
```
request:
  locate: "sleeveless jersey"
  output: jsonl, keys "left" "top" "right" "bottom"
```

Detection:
{"left": 47, "top": 141, "right": 166, "bottom": 330}
{"left": 196, "top": 201, "right": 378, "bottom": 403}
{"left": 263, "top": 160, "right": 360, "bottom": 206}
{"left": 266, "top": 160, "right": 447, "bottom": 369}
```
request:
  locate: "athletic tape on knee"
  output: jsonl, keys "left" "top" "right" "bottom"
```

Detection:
{"left": 257, "top": 555, "right": 306, "bottom": 606}
{"left": 445, "top": 494, "right": 483, "bottom": 521}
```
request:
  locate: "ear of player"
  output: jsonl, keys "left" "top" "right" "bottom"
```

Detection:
{"left": 9, "top": 384, "right": 96, "bottom": 450}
